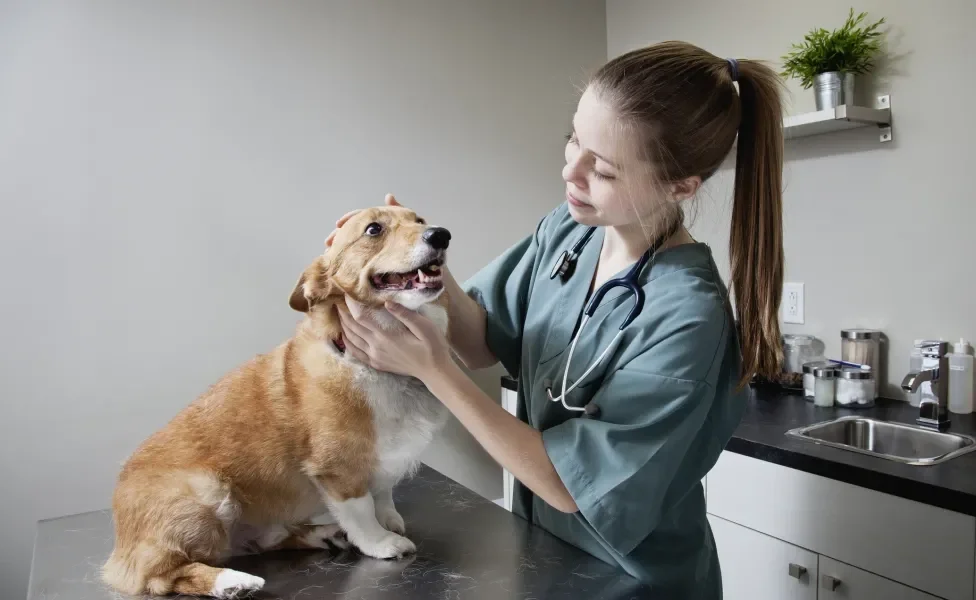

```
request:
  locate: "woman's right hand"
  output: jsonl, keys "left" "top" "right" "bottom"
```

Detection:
{"left": 325, "top": 193, "right": 402, "bottom": 247}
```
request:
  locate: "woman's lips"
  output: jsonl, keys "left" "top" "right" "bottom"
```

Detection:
{"left": 566, "top": 191, "right": 590, "bottom": 208}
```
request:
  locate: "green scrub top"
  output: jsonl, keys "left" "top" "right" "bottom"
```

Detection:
{"left": 464, "top": 203, "right": 747, "bottom": 598}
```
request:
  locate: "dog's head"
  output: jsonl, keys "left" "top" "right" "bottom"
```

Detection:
{"left": 289, "top": 205, "right": 449, "bottom": 336}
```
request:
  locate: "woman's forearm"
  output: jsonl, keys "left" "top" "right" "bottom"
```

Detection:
{"left": 441, "top": 267, "right": 498, "bottom": 370}
{"left": 422, "top": 362, "right": 578, "bottom": 514}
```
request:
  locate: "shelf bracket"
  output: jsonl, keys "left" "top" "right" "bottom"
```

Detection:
{"left": 876, "top": 95, "right": 892, "bottom": 142}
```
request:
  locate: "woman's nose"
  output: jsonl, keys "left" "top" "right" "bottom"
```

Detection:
{"left": 422, "top": 227, "right": 451, "bottom": 250}
{"left": 562, "top": 158, "right": 587, "bottom": 189}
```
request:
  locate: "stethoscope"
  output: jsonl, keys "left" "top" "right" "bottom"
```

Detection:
{"left": 544, "top": 223, "right": 676, "bottom": 419}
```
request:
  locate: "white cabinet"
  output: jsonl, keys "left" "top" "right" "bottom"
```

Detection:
{"left": 818, "top": 557, "right": 940, "bottom": 600}
{"left": 707, "top": 451, "right": 973, "bottom": 600}
{"left": 707, "top": 451, "right": 974, "bottom": 600}
{"left": 709, "top": 514, "right": 817, "bottom": 600}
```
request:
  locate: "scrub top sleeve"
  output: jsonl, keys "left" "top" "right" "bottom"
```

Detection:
{"left": 542, "top": 368, "right": 717, "bottom": 556}
{"left": 461, "top": 207, "right": 556, "bottom": 378}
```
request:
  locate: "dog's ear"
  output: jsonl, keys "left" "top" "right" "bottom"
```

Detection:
{"left": 289, "top": 257, "right": 337, "bottom": 313}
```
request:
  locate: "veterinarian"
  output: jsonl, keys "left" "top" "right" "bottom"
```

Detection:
{"left": 334, "top": 41, "right": 785, "bottom": 598}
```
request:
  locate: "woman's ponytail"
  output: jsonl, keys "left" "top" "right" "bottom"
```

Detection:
{"left": 729, "top": 60, "right": 785, "bottom": 387}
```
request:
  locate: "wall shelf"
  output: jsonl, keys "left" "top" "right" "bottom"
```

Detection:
{"left": 784, "top": 95, "right": 892, "bottom": 142}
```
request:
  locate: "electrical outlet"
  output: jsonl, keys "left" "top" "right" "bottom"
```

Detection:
{"left": 783, "top": 282, "right": 804, "bottom": 324}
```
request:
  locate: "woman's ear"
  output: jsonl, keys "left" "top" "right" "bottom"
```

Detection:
{"left": 669, "top": 176, "right": 702, "bottom": 202}
{"left": 288, "top": 257, "right": 336, "bottom": 312}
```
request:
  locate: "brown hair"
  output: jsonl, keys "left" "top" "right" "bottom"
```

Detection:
{"left": 590, "top": 41, "right": 785, "bottom": 387}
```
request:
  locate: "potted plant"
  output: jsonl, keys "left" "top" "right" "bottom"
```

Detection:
{"left": 781, "top": 8, "right": 887, "bottom": 110}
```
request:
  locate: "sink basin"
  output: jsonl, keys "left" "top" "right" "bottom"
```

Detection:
{"left": 785, "top": 416, "right": 976, "bottom": 465}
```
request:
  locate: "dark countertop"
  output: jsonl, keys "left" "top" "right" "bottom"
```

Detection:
{"left": 502, "top": 375, "right": 976, "bottom": 517}
{"left": 28, "top": 465, "right": 649, "bottom": 600}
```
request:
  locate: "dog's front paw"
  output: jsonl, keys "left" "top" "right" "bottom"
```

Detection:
{"left": 376, "top": 508, "right": 406, "bottom": 535}
{"left": 357, "top": 532, "right": 416, "bottom": 559}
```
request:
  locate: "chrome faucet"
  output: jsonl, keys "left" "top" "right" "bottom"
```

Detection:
{"left": 901, "top": 340, "right": 950, "bottom": 431}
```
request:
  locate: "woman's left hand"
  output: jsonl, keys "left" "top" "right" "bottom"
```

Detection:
{"left": 337, "top": 300, "right": 452, "bottom": 383}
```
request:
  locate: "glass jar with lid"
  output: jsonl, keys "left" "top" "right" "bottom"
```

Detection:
{"left": 813, "top": 365, "right": 838, "bottom": 407}
{"left": 802, "top": 361, "right": 834, "bottom": 400}
{"left": 836, "top": 367, "right": 876, "bottom": 408}
{"left": 840, "top": 329, "right": 882, "bottom": 398}
{"left": 783, "top": 334, "right": 820, "bottom": 374}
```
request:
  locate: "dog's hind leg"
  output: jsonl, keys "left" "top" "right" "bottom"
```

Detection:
{"left": 149, "top": 562, "right": 264, "bottom": 599}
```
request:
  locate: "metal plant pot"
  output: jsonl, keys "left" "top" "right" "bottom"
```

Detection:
{"left": 814, "top": 71, "right": 855, "bottom": 110}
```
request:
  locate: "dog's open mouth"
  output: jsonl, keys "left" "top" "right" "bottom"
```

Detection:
{"left": 370, "top": 259, "right": 444, "bottom": 292}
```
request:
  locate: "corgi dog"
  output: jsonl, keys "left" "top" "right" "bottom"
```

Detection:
{"left": 102, "top": 205, "right": 452, "bottom": 598}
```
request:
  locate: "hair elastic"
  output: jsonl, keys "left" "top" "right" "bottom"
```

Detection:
{"left": 726, "top": 58, "right": 739, "bottom": 82}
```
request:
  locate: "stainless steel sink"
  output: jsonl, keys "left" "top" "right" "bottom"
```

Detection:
{"left": 786, "top": 416, "right": 976, "bottom": 465}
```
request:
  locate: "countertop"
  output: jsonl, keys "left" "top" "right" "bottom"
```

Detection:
{"left": 502, "top": 376, "right": 976, "bottom": 516}
{"left": 28, "top": 465, "right": 649, "bottom": 600}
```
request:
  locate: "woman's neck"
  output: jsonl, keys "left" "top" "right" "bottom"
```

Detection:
{"left": 590, "top": 220, "right": 693, "bottom": 293}
{"left": 602, "top": 220, "right": 692, "bottom": 264}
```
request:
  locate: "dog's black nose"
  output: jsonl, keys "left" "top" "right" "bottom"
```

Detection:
{"left": 422, "top": 227, "right": 451, "bottom": 250}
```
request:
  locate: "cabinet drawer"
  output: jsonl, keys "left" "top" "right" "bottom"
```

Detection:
{"left": 818, "top": 556, "right": 941, "bottom": 600}
{"left": 707, "top": 451, "right": 973, "bottom": 600}
{"left": 709, "top": 514, "right": 817, "bottom": 600}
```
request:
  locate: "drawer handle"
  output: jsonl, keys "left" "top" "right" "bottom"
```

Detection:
{"left": 788, "top": 563, "right": 807, "bottom": 580}
{"left": 821, "top": 574, "right": 842, "bottom": 591}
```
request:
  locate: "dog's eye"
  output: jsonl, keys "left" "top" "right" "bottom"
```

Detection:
{"left": 416, "top": 218, "right": 426, "bottom": 225}
{"left": 364, "top": 222, "right": 383, "bottom": 237}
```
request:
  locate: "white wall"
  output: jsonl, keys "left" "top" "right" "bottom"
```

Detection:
{"left": 0, "top": 1, "right": 606, "bottom": 594}
{"left": 607, "top": 0, "right": 976, "bottom": 397}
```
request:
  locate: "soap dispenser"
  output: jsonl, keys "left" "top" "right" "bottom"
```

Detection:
{"left": 948, "top": 339, "right": 974, "bottom": 414}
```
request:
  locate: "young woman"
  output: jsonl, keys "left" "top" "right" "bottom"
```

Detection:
{"left": 332, "top": 41, "right": 785, "bottom": 597}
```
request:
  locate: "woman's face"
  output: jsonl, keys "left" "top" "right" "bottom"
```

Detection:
{"left": 562, "top": 86, "right": 677, "bottom": 230}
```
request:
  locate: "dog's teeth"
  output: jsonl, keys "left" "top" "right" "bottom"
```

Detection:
{"left": 429, "top": 264, "right": 441, "bottom": 272}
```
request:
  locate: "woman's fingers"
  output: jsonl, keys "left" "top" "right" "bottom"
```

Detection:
{"left": 325, "top": 210, "right": 362, "bottom": 247}
{"left": 335, "top": 209, "right": 362, "bottom": 228}
{"left": 337, "top": 305, "right": 374, "bottom": 346}
{"left": 326, "top": 195, "right": 401, "bottom": 247}
{"left": 384, "top": 302, "right": 430, "bottom": 340}
{"left": 343, "top": 326, "right": 370, "bottom": 355}
{"left": 344, "top": 340, "right": 372, "bottom": 366}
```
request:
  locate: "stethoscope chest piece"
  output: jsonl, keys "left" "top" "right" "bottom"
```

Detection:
{"left": 550, "top": 250, "right": 576, "bottom": 281}
{"left": 549, "top": 226, "right": 596, "bottom": 282}
{"left": 583, "top": 402, "right": 600, "bottom": 419}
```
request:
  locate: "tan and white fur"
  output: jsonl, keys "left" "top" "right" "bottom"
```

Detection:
{"left": 102, "top": 206, "right": 452, "bottom": 598}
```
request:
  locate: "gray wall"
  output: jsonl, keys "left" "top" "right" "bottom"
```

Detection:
{"left": 0, "top": 1, "right": 607, "bottom": 594}
{"left": 607, "top": 0, "right": 976, "bottom": 397}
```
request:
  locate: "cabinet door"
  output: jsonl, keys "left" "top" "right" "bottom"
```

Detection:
{"left": 708, "top": 514, "right": 817, "bottom": 600}
{"left": 818, "top": 557, "right": 941, "bottom": 600}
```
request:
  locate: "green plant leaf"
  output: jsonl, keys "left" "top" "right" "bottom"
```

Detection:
{"left": 780, "top": 7, "right": 886, "bottom": 89}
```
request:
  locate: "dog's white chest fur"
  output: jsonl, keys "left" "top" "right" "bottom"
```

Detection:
{"left": 356, "top": 303, "right": 450, "bottom": 485}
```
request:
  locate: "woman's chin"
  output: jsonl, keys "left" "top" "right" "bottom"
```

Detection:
{"left": 567, "top": 201, "right": 601, "bottom": 225}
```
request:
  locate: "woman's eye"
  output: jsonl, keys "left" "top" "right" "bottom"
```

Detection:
{"left": 565, "top": 132, "right": 578, "bottom": 144}
{"left": 365, "top": 222, "right": 383, "bottom": 236}
{"left": 594, "top": 171, "right": 615, "bottom": 181}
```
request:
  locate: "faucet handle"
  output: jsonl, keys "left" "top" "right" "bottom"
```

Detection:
{"left": 919, "top": 340, "right": 949, "bottom": 358}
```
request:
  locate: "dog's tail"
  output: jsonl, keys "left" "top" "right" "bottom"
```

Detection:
{"left": 101, "top": 543, "right": 159, "bottom": 596}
